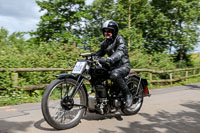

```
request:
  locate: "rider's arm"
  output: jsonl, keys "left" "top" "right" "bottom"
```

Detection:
{"left": 109, "top": 36, "right": 126, "bottom": 64}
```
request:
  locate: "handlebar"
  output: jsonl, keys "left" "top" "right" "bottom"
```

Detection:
{"left": 80, "top": 53, "right": 102, "bottom": 67}
{"left": 80, "top": 53, "right": 96, "bottom": 57}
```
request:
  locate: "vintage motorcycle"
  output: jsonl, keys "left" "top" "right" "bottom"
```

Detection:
{"left": 41, "top": 53, "right": 150, "bottom": 130}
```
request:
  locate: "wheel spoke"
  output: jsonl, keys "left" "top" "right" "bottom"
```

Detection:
{"left": 44, "top": 79, "right": 85, "bottom": 126}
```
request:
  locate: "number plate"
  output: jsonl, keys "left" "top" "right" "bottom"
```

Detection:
{"left": 72, "top": 61, "right": 87, "bottom": 74}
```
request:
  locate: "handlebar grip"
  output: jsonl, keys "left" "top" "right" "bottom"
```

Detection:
{"left": 80, "top": 53, "right": 96, "bottom": 57}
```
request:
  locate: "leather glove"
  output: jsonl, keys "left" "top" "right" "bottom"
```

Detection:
{"left": 99, "top": 57, "right": 112, "bottom": 66}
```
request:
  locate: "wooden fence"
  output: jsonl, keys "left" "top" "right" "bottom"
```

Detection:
{"left": 0, "top": 67, "right": 200, "bottom": 90}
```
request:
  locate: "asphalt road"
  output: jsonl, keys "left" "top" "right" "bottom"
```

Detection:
{"left": 0, "top": 82, "right": 200, "bottom": 133}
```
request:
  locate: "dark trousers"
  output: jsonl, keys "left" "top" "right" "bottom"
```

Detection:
{"left": 110, "top": 66, "right": 130, "bottom": 95}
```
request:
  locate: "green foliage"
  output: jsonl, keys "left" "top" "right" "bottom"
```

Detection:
{"left": 0, "top": 41, "right": 81, "bottom": 86}
{"left": 81, "top": 0, "right": 115, "bottom": 48}
{"left": 33, "top": 0, "right": 85, "bottom": 42}
{"left": 81, "top": 0, "right": 200, "bottom": 66}
{"left": 130, "top": 50, "right": 176, "bottom": 70}
{"left": 0, "top": 0, "right": 200, "bottom": 106}
{"left": 129, "top": 49, "right": 176, "bottom": 81}
{"left": 33, "top": 0, "right": 200, "bottom": 61}
{"left": 191, "top": 52, "right": 200, "bottom": 66}
{"left": 0, "top": 90, "right": 41, "bottom": 106}
{"left": 0, "top": 28, "right": 83, "bottom": 106}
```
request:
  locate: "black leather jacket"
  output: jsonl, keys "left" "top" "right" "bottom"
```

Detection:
{"left": 96, "top": 35, "right": 130, "bottom": 68}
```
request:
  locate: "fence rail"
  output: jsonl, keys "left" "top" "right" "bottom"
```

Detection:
{"left": 0, "top": 67, "right": 200, "bottom": 90}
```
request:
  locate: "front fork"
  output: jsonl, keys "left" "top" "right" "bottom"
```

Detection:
{"left": 70, "top": 74, "right": 84, "bottom": 98}
{"left": 62, "top": 74, "right": 87, "bottom": 109}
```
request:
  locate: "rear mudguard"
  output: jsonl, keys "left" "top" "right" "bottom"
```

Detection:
{"left": 56, "top": 73, "right": 89, "bottom": 106}
{"left": 127, "top": 74, "right": 150, "bottom": 97}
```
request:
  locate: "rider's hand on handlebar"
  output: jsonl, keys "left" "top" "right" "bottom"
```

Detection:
{"left": 99, "top": 57, "right": 112, "bottom": 66}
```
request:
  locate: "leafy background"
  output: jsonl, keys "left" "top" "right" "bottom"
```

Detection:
{"left": 0, "top": 0, "right": 200, "bottom": 105}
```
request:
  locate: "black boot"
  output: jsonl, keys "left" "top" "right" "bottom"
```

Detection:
{"left": 115, "top": 78, "right": 133, "bottom": 108}
{"left": 110, "top": 72, "right": 133, "bottom": 108}
{"left": 118, "top": 79, "right": 133, "bottom": 108}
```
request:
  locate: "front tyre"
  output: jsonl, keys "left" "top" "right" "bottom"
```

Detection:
{"left": 122, "top": 77, "right": 143, "bottom": 115}
{"left": 41, "top": 78, "right": 87, "bottom": 130}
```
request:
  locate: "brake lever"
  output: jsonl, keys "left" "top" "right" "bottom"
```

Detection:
{"left": 91, "top": 55, "right": 103, "bottom": 67}
{"left": 96, "top": 60, "right": 102, "bottom": 68}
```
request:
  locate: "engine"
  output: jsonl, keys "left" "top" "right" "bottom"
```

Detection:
{"left": 95, "top": 85, "right": 107, "bottom": 98}
{"left": 88, "top": 84, "right": 123, "bottom": 115}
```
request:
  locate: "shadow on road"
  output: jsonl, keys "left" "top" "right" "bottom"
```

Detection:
{"left": 83, "top": 112, "right": 124, "bottom": 121}
{"left": 183, "top": 84, "right": 200, "bottom": 90}
{"left": 34, "top": 101, "right": 200, "bottom": 132}
{"left": 99, "top": 101, "right": 200, "bottom": 133}
{"left": 34, "top": 119, "right": 57, "bottom": 131}
{"left": 0, "top": 120, "right": 33, "bottom": 133}
{"left": 34, "top": 113, "right": 124, "bottom": 131}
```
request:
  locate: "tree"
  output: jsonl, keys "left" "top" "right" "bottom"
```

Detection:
{"left": 151, "top": 0, "right": 200, "bottom": 67}
{"left": 0, "top": 27, "right": 9, "bottom": 45}
{"left": 33, "top": 0, "right": 85, "bottom": 43}
{"left": 112, "top": 0, "right": 199, "bottom": 55}
{"left": 82, "top": 0, "right": 115, "bottom": 50}
{"left": 0, "top": 27, "right": 26, "bottom": 48}
{"left": 32, "top": 0, "right": 200, "bottom": 61}
{"left": 114, "top": 0, "right": 154, "bottom": 51}
{"left": 115, "top": 0, "right": 173, "bottom": 53}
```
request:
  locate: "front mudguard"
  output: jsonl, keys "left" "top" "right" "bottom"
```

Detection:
{"left": 56, "top": 73, "right": 89, "bottom": 106}
{"left": 127, "top": 74, "right": 150, "bottom": 97}
{"left": 56, "top": 73, "right": 77, "bottom": 80}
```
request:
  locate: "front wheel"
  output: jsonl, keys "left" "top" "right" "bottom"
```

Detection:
{"left": 122, "top": 77, "right": 144, "bottom": 115}
{"left": 41, "top": 78, "right": 87, "bottom": 130}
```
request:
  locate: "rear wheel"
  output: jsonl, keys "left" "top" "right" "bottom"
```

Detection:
{"left": 122, "top": 77, "right": 143, "bottom": 115}
{"left": 41, "top": 78, "right": 87, "bottom": 130}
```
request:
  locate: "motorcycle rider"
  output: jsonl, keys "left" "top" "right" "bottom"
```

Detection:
{"left": 96, "top": 20, "right": 133, "bottom": 108}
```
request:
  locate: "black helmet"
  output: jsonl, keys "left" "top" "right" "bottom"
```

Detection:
{"left": 102, "top": 20, "right": 119, "bottom": 39}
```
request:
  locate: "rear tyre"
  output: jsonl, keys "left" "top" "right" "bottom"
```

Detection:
{"left": 122, "top": 77, "right": 143, "bottom": 115}
{"left": 41, "top": 78, "right": 87, "bottom": 130}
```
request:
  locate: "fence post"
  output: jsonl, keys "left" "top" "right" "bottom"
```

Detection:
{"left": 12, "top": 73, "right": 18, "bottom": 88}
{"left": 185, "top": 71, "right": 188, "bottom": 82}
{"left": 193, "top": 69, "right": 195, "bottom": 75}
{"left": 185, "top": 71, "right": 188, "bottom": 77}
{"left": 170, "top": 73, "right": 173, "bottom": 85}
{"left": 149, "top": 72, "right": 152, "bottom": 88}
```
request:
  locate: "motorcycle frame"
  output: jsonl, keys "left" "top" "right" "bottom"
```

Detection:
{"left": 56, "top": 62, "right": 150, "bottom": 111}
